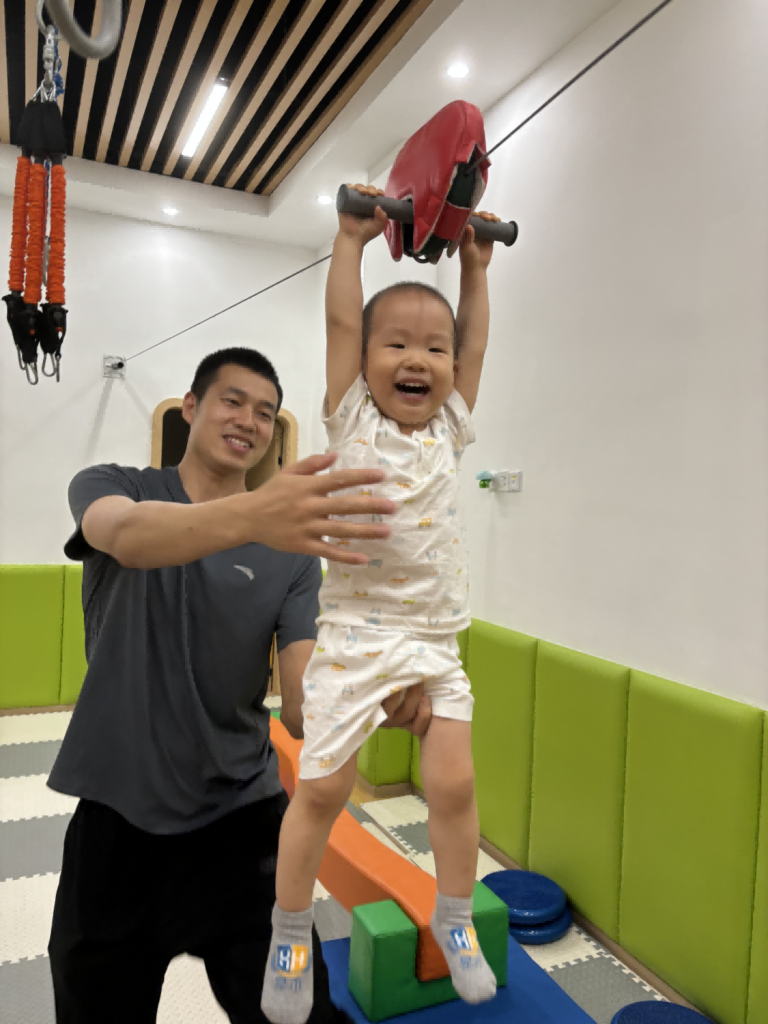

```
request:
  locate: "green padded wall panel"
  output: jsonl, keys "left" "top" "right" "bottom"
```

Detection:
{"left": 410, "top": 628, "right": 469, "bottom": 792}
{"left": 60, "top": 565, "right": 87, "bottom": 705}
{"left": 358, "top": 728, "right": 413, "bottom": 786}
{"left": 621, "top": 672, "right": 763, "bottom": 1024}
{"left": 467, "top": 620, "right": 536, "bottom": 867}
{"left": 0, "top": 566, "right": 64, "bottom": 708}
{"left": 529, "top": 643, "right": 628, "bottom": 937}
{"left": 748, "top": 715, "right": 768, "bottom": 1024}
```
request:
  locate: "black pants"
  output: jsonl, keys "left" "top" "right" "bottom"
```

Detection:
{"left": 48, "top": 794, "right": 351, "bottom": 1024}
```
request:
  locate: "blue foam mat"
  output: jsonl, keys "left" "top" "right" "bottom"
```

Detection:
{"left": 323, "top": 935, "right": 594, "bottom": 1023}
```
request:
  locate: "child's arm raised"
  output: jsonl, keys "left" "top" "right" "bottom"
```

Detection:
{"left": 326, "top": 185, "right": 388, "bottom": 416}
{"left": 453, "top": 213, "right": 499, "bottom": 414}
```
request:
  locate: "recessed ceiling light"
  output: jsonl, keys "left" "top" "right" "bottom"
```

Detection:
{"left": 317, "top": 194, "right": 333, "bottom": 206}
{"left": 182, "top": 81, "right": 228, "bottom": 158}
{"left": 163, "top": 206, "right": 178, "bottom": 215}
{"left": 446, "top": 61, "right": 469, "bottom": 79}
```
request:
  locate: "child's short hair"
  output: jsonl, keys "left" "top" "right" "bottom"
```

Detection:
{"left": 361, "top": 282, "right": 458, "bottom": 363}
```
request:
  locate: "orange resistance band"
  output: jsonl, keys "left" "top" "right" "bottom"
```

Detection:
{"left": 8, "top": 157, "right": 30, "bottom": 293}
{"left": 23, "top": 163, "right": 47, "bottom": 307}
{"left": 47, "top": 165, "right": 66, "bottom": 306}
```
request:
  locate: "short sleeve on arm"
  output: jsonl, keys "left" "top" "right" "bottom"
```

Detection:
{"left": 64, "top": 464, "right": 142, "bottom": 561}
{"left": 275, "top": 556, "right": 323, "bottom": 652}
{"left": 322, "top": 374, "right": 370, "bottom": 449}
{"left": 444, "top": 389, "right": 477, "bottom": 456}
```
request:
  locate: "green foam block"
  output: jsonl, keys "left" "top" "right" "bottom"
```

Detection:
{"left": 348, "top": 882, "right": 508, "bottom": 1022}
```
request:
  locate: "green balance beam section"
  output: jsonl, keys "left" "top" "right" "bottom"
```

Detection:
{"left": 348, "top": 882, "right": 508, "bottom": 1022}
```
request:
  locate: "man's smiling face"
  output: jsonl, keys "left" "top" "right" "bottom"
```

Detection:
{"left": 183, "top": 363, "right": 279, "bottom": 474}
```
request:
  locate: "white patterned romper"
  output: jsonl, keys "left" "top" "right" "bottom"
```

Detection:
{"left": 298, "top": 375, "right": 475, "bottom": 780}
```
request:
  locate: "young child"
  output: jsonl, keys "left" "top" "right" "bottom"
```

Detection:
{"left": 261, "top": 185, "right": 499, "bottom": 1024}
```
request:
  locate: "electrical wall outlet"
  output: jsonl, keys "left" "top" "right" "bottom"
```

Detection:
{"left": 492, "top": 471, "right": 522, "bottom": 493}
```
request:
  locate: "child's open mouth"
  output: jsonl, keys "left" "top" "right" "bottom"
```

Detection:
{"left": 395, "top": 382, "right": 430, "bottom": 400}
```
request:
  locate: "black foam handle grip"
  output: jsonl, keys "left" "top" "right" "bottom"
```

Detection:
{"left": 335, "top": 184, "right": 518, "bottom": 247}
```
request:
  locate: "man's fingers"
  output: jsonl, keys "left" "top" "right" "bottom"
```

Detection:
{"left": 312, "top": 540, "right": 374, "bottom": 566}
{"left": 406, "top": 695, "right": 432, "bottom": 738}
{"left": 321, "top": 521, "right": 392, "bottom": 542}
{"left": 283, "top": 453, "right": 338, "bottom": 477}
{"left": 320, "top": 496, "right": 397, "bottom": 518}
{"left": 392, "top": 684, "right": 425, "bottom": 726}
{"left": 319, "top": 467, "right": 388, "bottom": 494}
{"left": 380, "top": 688, "right": 405, "bottom": 723}
{"left": 380, "top": 683, "right": 425, "bottom": 729}
{"left": 379, "top": 686, "right": 433, "bottom": 734}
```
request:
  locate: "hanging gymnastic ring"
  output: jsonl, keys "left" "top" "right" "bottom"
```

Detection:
{"left": 37, "top": 0, "right": 123, "bottom": 61}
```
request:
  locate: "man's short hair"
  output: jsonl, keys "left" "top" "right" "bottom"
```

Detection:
{"left": 191, "top": 347, "right": 283, "bottom": 412}
{"left": 361, "top": 282, "right": 458, "bottom": 363}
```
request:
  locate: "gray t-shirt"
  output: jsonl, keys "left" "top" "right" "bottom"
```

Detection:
{"left": 48, "top": 464, "right": 322, "bottom": 835}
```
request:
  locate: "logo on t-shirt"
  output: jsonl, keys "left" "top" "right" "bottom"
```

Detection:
{"left": 234, "top": 565, "right": 254, "bottom": 580}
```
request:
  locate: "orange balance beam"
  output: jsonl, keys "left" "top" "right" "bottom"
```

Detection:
{"left": 269, "top": 716, "right": 448, "bottom": 982}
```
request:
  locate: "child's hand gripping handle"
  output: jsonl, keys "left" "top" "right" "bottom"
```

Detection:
{"left": 335, "top": 184, "right": 518, "bottom": 246}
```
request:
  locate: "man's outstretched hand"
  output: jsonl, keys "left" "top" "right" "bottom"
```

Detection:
{"left": 243, "top": 453, "right": 396, "bottom": 566}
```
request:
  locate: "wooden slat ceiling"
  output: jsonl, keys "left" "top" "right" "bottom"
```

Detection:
{"left": 1, "top": 0, "right": 434, "bottom": 196}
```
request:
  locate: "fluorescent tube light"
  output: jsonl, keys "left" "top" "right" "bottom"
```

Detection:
{"left": 182, "top": 82, "right": 228, "bottom": 158}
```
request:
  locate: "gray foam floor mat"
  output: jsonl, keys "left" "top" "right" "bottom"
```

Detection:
{"left": 547, "top": 956, "right": 660, "bottom": 1024}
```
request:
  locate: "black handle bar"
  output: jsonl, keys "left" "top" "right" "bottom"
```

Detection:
{"left": 336, "top": 184, "right": 518, "bottom": 247}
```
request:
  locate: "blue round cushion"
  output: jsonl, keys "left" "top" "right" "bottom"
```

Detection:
{"left": 482, "top": 870, "right": 566, "bottom": 925}
{"left": 509, "top": 906, "right": 572, "bottom": 945}
{"left": 611, "top": 1004, "right": 710, "bottom": 1023}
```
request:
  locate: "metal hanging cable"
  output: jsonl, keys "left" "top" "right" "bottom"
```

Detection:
{"left": 472, "top": 0, "right": 675, "bottom": 168}
{"left": 126, "top": 254, "right": 332, "bottom": 363}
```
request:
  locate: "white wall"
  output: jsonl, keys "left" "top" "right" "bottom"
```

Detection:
{"left": 0, "top": 202, "right": 327, "bottom": 564}
{"left": 366, "top": 0, "right": 768, "bottom": 708}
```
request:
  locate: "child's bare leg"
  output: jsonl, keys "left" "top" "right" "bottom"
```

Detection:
{"left": 420, "top": 718, "right": 479, "bottom": 895}
{"left": 420, "top": 718, "right": 496, "bottom": 1005}
{"left": 262, "top": 756, "right": 358, "bottom": 1024}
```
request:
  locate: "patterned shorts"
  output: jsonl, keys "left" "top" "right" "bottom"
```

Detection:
{"left": 298, "top": 623, "right": 474, "bottom": 780}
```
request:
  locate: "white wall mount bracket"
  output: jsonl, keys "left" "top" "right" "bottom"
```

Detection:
{"left": 103, "top": 355, "right": 127, "bottom": 380}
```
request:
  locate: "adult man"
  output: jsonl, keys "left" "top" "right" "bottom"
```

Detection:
{"left": 48, "top": 348, "right": 430, "bottom": 1023}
